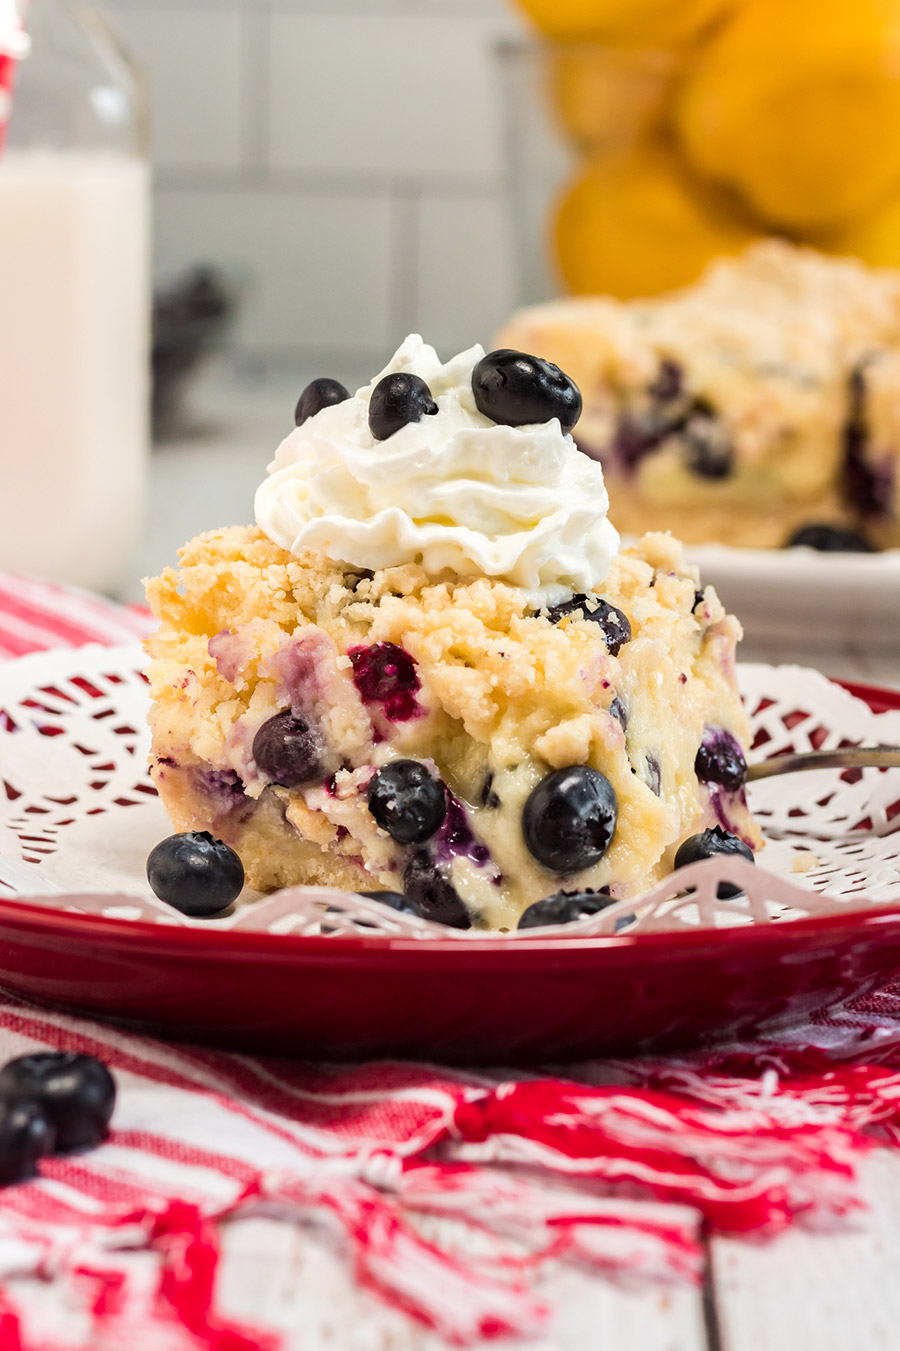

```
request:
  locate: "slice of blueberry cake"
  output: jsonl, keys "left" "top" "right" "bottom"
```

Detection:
{"left": 497, "top": 240, "right": 900, "bottom": 552}
{"left": 145, "top": 337, "right": 762, "bottom": 930}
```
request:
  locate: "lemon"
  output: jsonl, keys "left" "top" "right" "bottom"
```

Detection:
{"left": 812, "top": 190, "right": 900, "bottom": 267}
{"left": 553, "top": 141, "right": 764, "bottom": 298}
{"left": 675, "top": 0, "right": 900, "bottom": 231}
{"left": 548, "top": 46, "right": 674, "bottom": 153}
{"left": 514, "top": 0, "right": 732, "bottom": 45}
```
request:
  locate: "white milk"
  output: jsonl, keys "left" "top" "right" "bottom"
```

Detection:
{"left": 0, "top": 152, "right": 149, "bottom": 593}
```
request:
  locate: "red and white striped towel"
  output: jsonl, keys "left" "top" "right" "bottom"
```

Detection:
{"left": 0, "top": 573, "right": 151, "bottom": 661}
{"left": 1, "top": 571, "right": 900, "bottom": 1350}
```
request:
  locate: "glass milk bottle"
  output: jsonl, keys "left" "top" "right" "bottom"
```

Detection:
{"left": 0, "top": 0, "right": 149, "bottom": 594}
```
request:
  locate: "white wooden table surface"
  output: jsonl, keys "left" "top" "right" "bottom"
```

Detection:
{"left": 132, "top": 379, "right": 900, "bottom": 1350}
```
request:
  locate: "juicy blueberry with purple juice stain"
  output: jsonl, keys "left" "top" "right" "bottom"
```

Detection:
{"left": 695, "top": 727, "right": 747, "bottom": 792}
{"left": 786, "top": 522, "right": 874, "bottom": 552}
{"left": 609, "top": 696, "right": 628, "bottom": 731}
{"left": 842, "top": 365, "right": 890, "bottom": 519}
{"left": 368, "top": 372, "right": 437, "bottom": 441}
{"left": 611, "top": 380, "right": 732, "bottom": 482}
{"left": 432, "top": 793, "right": 491, "bottom": 869}
{"left": 197, "top": 767, "right": 246, "bottom": 812}
{"left": 682, "top": 406, "right": 734, "bottom": 479}
{"left": 673, "top": 826, "right": 755, "bottom": 900}
{"left": 648, "top": 358, "right": 684, "bottom": 403}
{"left": 349, "top": 642, "right": 423, "bottom": 722}
{"left": 208, "top": 629, "right": 245, "bottom": 684}
{"left": 294, "top": 377, "right": 349, "bottom": 427}
{"left": 367, "top": 760, "right": 446, "bottom": 845}
{"left": 518, "top": 889, "right": 614, "bottom": 929}
{"left": 403, "top": 852, "right": 471, "bottom": 929}
{"left": 252, "top": 710, "right": 322, "bottom": 788}
{"left": 523, "top": 766, "right": 618, "bottom": 874}
{"left": 612, "top": 410, "right": 671, "bottom": 472}
{"left": 610, "top": 363, "right": 690, "bottom": 472}
{"left": 544, "top": 595, "right": 631, "bottom": 656}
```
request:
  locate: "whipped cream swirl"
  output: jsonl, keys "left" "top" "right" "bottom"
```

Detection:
{"left": 255, "top": 336, "right": 620, "bottom": 603}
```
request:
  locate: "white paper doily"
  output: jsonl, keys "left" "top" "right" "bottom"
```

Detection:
{"left": 0, "top": 644, "right": 899, "bottom": 941}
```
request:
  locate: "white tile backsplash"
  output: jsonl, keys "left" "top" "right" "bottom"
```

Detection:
{"left": 106, "top": 0, "right": 523, "bottom": 369}
{"left": 266, "top": 14, "right": 505, "bottom": 179}
{"left": 414, "top": 191, "right": 515, "bottom": 352}
{"left": 155, "top": 189, "right": 395, "bottom": 352}
{"left": 109, "top": 9, "right": 246, "bottom": 168}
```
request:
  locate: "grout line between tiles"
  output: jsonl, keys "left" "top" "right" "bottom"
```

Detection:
{"left": 153, "top": 167, "right": 502, "bottom": 198}
{"left": 240, "top": 8, "right": 270, "bottom": 171}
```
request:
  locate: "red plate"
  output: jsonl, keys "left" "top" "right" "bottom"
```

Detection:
{"left": 0, "top": 680, "right": 897, "bottom": 1064}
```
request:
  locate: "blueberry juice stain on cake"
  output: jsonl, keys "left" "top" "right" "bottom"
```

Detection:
{"left": 144, "top": 335, "right": 763, "bottom": 929}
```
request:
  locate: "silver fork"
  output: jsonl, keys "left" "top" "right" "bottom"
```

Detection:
{"left": 747, "top": 747, "right": 900, "bottom": 781}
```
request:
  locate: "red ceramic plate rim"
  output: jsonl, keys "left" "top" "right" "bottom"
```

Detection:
{"left": 1, "top": 676, "right": 897, "bottom": 964}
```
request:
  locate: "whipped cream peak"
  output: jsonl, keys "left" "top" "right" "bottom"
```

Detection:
{"left": 255, "top": 336, "right": 620, "bottom": 604}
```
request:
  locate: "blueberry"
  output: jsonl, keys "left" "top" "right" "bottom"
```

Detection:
{"left": 472, "top": 349, "right": 582, "bottom": 435}
{"left": 0, "top": 1100, "right": 54, "bottom": 1182}
{"left": 518, "top": 889, "right": 614, "bottom": 929}
{"left": 348, "top": 642, "right": 421, "bottom": 722}
{"left": 673, "top": 826, "right": 755, "bottom": 899}
{"left": 403, "top": 852, "right": 471, "bottom": 929}
{"left": 522, "top": 766, "right": 618, "bottom": 874}
{"left": 609, "top": 696, "right": 628, "bottom": 730}
{"left": 294, "top": 377, "right": 349, "bottom": 427}
{"left": 252, "top": 710, "right": 322, "bottom": 787}
{"left": 545, "top": 595, "right": 631, "bottom": 656}
{"left": 367, "top": 760, "right": 446, "bottom": 845}
{"left": 357, "top": 889, "right": 421, "bottom": 916}
{"left": 842, "top": 365, "right": 893, "bottom": 519}
{"left": 0, "top": 1053, "right": 115, "bottom": 1153}
{"left": 695, "top": 728, "right": 747, "bottom": 792}
{"left": 682, "top": 408, "right": 733, "bottom": 479}
{"left": 648, "top": 359, "right": 684, "bottom": 403}
{"left": 786, "top": 523, "right": 875, "bottom": 553}
{"left": 146, "top": 831, "right": 244, "bottom": 917}
{"left": 611, "top": 410, "right": 670, "bottom": 471}
{"left": 368, "top": 372, "right": 437, "bottom": 440}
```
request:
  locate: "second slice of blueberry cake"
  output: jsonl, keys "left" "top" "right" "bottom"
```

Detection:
{"left": 498, "top": 241, "right": 900, "bottom": 552}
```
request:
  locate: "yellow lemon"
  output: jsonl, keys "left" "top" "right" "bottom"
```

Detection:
{"left": 548, "top": 46, "right": 674, "bottom": 153}
{"left": 811, "top": 191, "right": 900, "bottom": 267}
{"left": 553, "top": 141, "right": 764, "bottom": 298}
{"left": 675, "top": 0, "right": 900, "bottom": 231}
{"left": 513, "top": 0, "right": 733, "bottom": 45}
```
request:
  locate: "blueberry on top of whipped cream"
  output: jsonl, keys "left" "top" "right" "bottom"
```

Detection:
{"left": 255, "top": 335, "right": 620, "bottom": 606}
